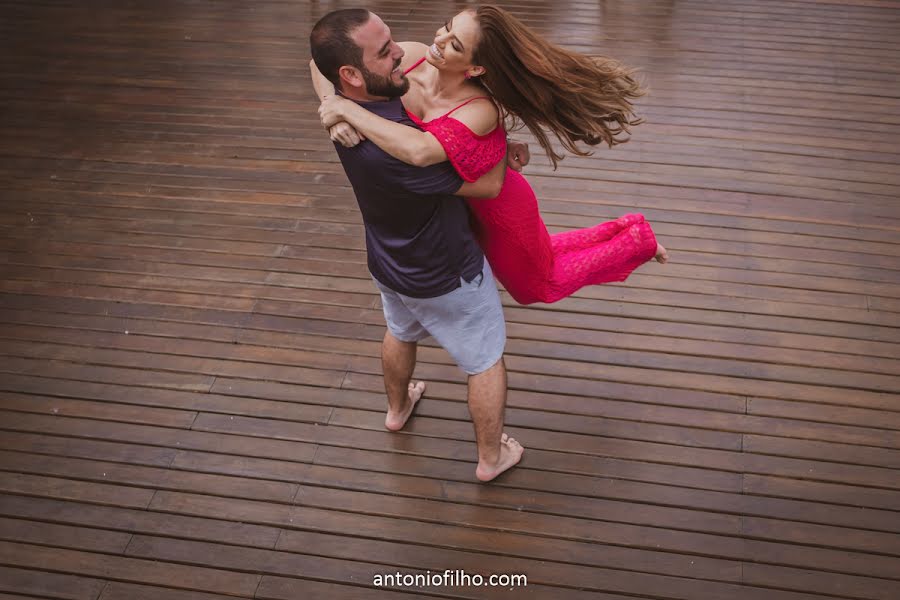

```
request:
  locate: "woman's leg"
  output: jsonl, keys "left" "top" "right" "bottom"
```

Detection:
{"left": 542, "top": 221, "right": 659, "bottom": 303}
{"left": 549, "top": 213, "right": 646, "bottom": 255}
{"left": 469, "top": 172, "right": 662, "bottom": 305}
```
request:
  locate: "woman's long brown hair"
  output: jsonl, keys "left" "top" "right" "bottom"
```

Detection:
{"left": 471, "top": 5, "right": 645, "bottom": 168}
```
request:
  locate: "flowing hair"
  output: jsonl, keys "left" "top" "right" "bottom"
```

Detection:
{"left": 471, "top": 5, "right": 646, "bottom": 168}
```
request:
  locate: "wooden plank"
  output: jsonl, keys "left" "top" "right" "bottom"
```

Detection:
{"left": 14, "top": 296, "right": 884, "bottom": 396}
{"left": 122, "top": 535, "right": 596, "bottom": 600}
{"left": 146, "top": 487, "right": 900, "bottom": 587}
{"left": 191, "top": 411, "right": 750, "bottom": 487}
{"left": 173, "top": 446, "right": 900, "bottom": 536}
{"left": 0, "top": 276, "right": 373, "bottom": 312}
{"left": 0, "top": 541, "right": 261, "bottom": 597}
{"left": 6, "top": 160, "right": 900, "bottom": 226}
{"left": 742, "top": 564, "right": 897, "bottom": 600}
{"left": 0, "top": 494, "right": 280, "bottom": 550}
{"left": 0, "top": 279, "right": 258, "bottom": 312}
{"left": 0, "top": 566, "right": 106, "bottom": 600}
{"left": 0, "top": 325, "right": 360, "bottom": 376}
{"left": 0, "top": 450, "right": 299, "bottom": 505}
{"left": 339, "top": 372, "right": 900, "bottom": 448}
{"left": 747, "top": 397, "right": 900, "bottom": 431}
{"left": 0, "top": 431, "right": 176, "bottom": 467}
{"left": 7, "top": 132, "right": 898, "bottom": 191}
{"left": 2, "top": 0, "right": 899, "bottom": 597}
{"left": 256, "top": 576, "right": 475, "bottom": 600}
{"left": 0, "top": 377, "right": 335, "bottom": 426}
{"left": 99, "top": 582, "right": 248, "bottom": 600}
{"left": 0, "top": 411, "right": 319, "bottom": 465}
{"left": 294, "top": 484, "right": 900, "bottom": 557}
{"left": 0, "top": 393, "right": 197, "bottom": 429}
{"left": 197, "top": 408, "right": 900, "bottom": 490}
{"left": 742, "top": 434, "right": 900, "bottom": 468}
{"left": 0, "top": 472, "right": 153, "bottom": 509}
{"left": 348, "top": 355, "right": 900, "bottom": 412}
{"left": 0, "top": 294, "right": 252, "bottom": 328}
{"left": 171, "top": 449, "right": 742, "bottom": 534}
{"left": 0, "top": 357, "right": 215, "bottom": 392}
{"left": 213, "top": 408, "right": 740, "bottom": 490}
{"left": 742, "top": 474, "right": 900, "bottom": 512}
{"left": 0, "top": 516, "right": 131, "bottom": 554}
{"left": 7, "top": 186, "right": 899, "bottom": 252}
{"left": 149, "top": 489, "right": 743, "bottom": 577}
{"left": 0, "top": 341, "right": 347, "bottom": 390}
{"left": 742, "top": 517, "right": 900, "bottom": 556}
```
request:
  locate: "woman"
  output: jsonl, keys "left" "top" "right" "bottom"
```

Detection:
{"left": 314, "top": 5, "right": 667, "bottom": 305}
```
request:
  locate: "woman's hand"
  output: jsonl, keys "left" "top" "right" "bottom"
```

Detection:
{"left": 329, "top": 122, "right": 365, "bottom": 148}
{"left": 318, "top": 94, "right": 352, "bottom": 129}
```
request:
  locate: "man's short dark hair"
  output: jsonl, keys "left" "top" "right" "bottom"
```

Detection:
{"left": 310, "top": 9, "right": 371, "bottom": 90}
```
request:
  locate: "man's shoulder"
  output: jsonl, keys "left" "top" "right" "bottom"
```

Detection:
{"left": 356, "top": 97, "right": 409, "bottom": 123}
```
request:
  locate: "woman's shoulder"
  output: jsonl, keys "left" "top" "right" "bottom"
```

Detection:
{"left": 398, "top": 42, "right": 429, "bottom": 72}
{"left": 447, "top": 96, "right": 500, "bottom": 136}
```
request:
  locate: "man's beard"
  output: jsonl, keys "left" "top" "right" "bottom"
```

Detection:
{"left": 362, "top": 64, "right": 410, "bottom": 98}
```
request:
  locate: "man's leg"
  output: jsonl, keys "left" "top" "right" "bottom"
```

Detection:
{"left": 382, "top": 330, "right": 425, "bottom": 431}
{"left": 403, "top": 264, "right": 521, "bottom": 481}
{"left": 467, "top": 357, "right": 523, "bottom": 482}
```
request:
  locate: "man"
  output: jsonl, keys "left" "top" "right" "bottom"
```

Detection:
{"left": 309, "top": 9, "right": 524, "bottom": 482}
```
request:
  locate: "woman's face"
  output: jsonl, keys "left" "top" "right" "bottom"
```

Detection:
{"left": 427, "top": 10, "right": 482, "bottom": 75}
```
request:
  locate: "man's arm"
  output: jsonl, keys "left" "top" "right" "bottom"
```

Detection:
{"left": 457, "top": 136, "right": 525, "bottom": 199}
{"left": 506, "top": 139, "right": 530, "bottom": 172}
{"left": 457, "top": 138, "right": 527, "bottom": 198}
{"left": 458, "top": 158, "right": 505, "bottom": 199}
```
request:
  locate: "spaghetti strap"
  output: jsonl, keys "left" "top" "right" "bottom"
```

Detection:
{"left": 446, "top": 96, "right": 492, "bottom": 117}
{"left": 402, "top": 56, "right": 427, "bottom": 76}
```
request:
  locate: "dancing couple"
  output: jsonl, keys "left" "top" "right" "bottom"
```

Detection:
{"left": 309, "top": 6, "right": 667, "bottom": 482}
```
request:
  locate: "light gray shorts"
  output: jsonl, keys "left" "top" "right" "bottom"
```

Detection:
{"left": 374, "top": 263, "right": 506, "bottom": 375}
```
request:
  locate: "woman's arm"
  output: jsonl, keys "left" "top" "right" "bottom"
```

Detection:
{"left": 317, "top": 78, "right": 505, "bottom": 195}
{"left": 319, "top": 95, "right": 448, "bottom": 167}
{"left": 309, "top": 59, "right": 334, "bottom": 101}
{"left": 318, "top": 94, "right": 502, "bottom": 170}
{"left": 309, "top": 60, "right": 364, "bottom": 147}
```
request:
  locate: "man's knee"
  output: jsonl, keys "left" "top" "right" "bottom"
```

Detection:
{"left": 384, "top": 329, "right": 415, "bottom": 345}
{"left": 468, "top": 356, "right": 506, "bottom": 382}
{"left": 383, "top": 330, "right": 418, "bottom": 357}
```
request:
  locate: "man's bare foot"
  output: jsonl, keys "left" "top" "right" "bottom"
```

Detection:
{"left": 475, "top": 433, "right": 524, "bottom": 482}
{"left": 655, "top": 242, "right": 669, "bottom": 264}
{"left": 385, "top": 381, "right": 425, "bottom": 431}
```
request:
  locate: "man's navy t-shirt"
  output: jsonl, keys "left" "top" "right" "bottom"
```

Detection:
{"left": 333, "top": 97, "right": 484, "bottom": 298}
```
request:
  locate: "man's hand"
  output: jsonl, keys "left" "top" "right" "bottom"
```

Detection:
{"left": 319, "top": 94, "right": 351, "bottom": 129}
{"left": 329, "top": 121, "right": 365, "bottom": 148}
{"left": 506, "top": 138, "right": 530, "bottom": 172}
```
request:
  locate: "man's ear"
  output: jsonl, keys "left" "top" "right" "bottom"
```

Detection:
{"left": 338, "top": 65, "right": 365, "bottom": 90}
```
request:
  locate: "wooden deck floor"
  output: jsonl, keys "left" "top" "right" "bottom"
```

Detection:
{"left": 1, "top": 0, "right": 899, "bottom": 598}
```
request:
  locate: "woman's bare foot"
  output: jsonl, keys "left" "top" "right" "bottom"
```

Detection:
{"left": 475, "top": 433, "right": 525, "bottom": 482}
{"left": 655, "top": 242, "right": 669, "bottom": 264}
{"left": 385, "top": 381, "right": 425, "bottom": 431}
